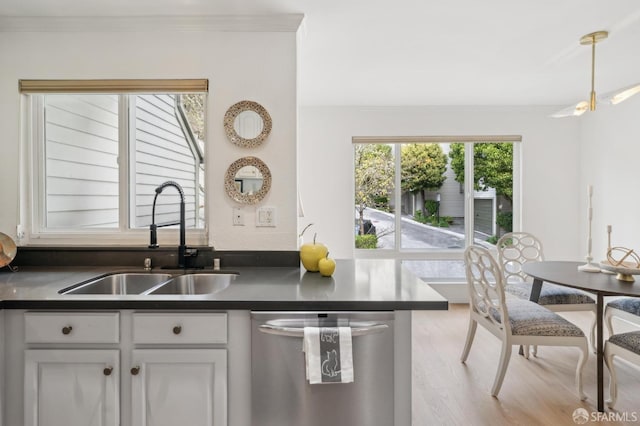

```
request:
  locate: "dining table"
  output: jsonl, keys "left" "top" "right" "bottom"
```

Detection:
{"left": 522, "top": 260, "right": 640, "bottom": 412}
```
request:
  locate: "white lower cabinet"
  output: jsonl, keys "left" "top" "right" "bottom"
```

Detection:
{"left": 12, "top": 310, "right": 230, "bottom": 426}
{"left": 130, "top": 349, "right": 227, "bottom": 426}
{"left": 24, "top": 349, "right": 119, "bottom": 426}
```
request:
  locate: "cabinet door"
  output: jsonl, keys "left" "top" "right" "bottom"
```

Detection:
{"left": 24, "top": 349, "right": 119, "bottom": 426}
{"left": 131, "top": 349, "right": 227, "bottom": 426}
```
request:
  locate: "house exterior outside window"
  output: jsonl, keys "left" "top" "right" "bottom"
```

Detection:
{"left": 19, "top": 79, "right": 207, "bottom": 245}
{"left": 353, "top": 135, "right": 521, "bottom": 280}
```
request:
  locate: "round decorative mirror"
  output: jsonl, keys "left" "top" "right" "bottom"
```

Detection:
{"left": 223, "top": 100, "right": 272, "bottom": 148}
{"left": 225, "top": 157, "right": 272, "bottom": 204}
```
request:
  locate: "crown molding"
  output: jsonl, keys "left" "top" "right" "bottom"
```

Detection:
{"left": 0, "top": 14, "right": 305, "bottom": 32}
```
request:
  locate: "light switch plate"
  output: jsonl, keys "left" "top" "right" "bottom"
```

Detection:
{"left": 16, "top": 224, "right": 25, "bottom": 240}
{"left": 256, "top": 206, "right": 276, "bottom": 227}
{"left": 233, "top": 207, "right": 244, "bottom": 226}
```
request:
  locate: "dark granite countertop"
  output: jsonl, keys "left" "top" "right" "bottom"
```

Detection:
{"left": 0, "top": 259, "right": 448, "bottom": 311}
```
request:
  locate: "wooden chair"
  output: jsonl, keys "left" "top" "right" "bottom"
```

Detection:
{"left": 604, "top": 330, "right": 640, "bottom": 408}
{"left": 497, "top": 232, "right": 597, "bottom": 353}
{"left": 461, "top": 245, "right": 589, "bottom": 399}
{"left": 605, "top": 297, "right": 640, "bottom": 336}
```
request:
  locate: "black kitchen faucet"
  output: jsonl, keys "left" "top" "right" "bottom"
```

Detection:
{"left": 149, "top": 181, "right": 195, "bottom": 268}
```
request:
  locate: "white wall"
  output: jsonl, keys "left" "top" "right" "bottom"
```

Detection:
{"left": 579, "top": 95, "right": 640, "bottom": 261}
{"left": 0, "top": 24, "right": 299, "bottom": 250}
{"left": 298, "top": 106, "right": 582, "bottom": 260}
{"left": 5, "top": 20, "right": 629, "bottom": 261}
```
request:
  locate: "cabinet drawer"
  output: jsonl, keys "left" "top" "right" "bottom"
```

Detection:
{"left": 25, "top": 312, "right": 120, "bottom": 344}
{"left": 132, "top": 313, "right": 227, "bottom": 344}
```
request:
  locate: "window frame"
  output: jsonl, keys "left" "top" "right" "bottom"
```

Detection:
{"left": 352, "top": 136, "right": 521, "bottom": 262}
{"left": 19, "top": 80, "right": 209, "bottom": 246}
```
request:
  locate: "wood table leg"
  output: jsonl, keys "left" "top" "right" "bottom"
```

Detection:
{"left": 597, "top": 293, "right": 604, "bottom": 412}
{"left": 529, "top": 278, "right": 543, "bottom": 303}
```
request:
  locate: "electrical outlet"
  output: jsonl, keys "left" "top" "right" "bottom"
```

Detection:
{"left": 233, "top": 207, "right": 244, "bottom": 226}
{"left": 256, "top": 206, "right": 276, "bottom": 227}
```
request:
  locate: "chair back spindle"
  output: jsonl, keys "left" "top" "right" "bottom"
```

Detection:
{"left": 497, "top": 232, "right": 544, "bottom": 283}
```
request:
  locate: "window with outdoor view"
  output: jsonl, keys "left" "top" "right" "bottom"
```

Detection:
{"left": 353, "top": 137, "right": 520, "bottom": 279}
{"left": 20, "top": 79, "right": 207, "bottom": 241}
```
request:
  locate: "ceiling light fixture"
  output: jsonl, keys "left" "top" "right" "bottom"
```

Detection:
{"left": 551, "top": 30, "right": 608, "bottom": 118}
{"left": 582, "top": 30, "right": 608, "bottom": 112}
{"left": 599, "top": 82, "right": 640, "bottom": 105}
{"left": 552, "top": 30, "right": 640, "bottom": 118}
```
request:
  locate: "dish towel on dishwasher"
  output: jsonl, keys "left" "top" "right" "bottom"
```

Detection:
{"left": 303, "top": 327, "right": 354, "bottom": 384}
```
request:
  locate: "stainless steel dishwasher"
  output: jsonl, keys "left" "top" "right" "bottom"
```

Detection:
{"left": 251, "top": 311, "right": 395, "bottom": 426}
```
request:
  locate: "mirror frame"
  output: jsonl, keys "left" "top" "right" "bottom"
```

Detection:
{"left": 224, "top": 156, "right": 272, "bottom": 204}
{"left": 223, "top": 100, "right": 272, "bottom": 148}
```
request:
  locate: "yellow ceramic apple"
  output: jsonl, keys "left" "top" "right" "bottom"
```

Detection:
{"left": 318, "top": 253, "right": 336, "bottom": 277}
{"left": 300, "top": 233, "right": 328, "bottom": 272}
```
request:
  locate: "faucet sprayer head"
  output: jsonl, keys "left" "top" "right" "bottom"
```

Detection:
{"left": 154, "top": 181, "right": 185, "bottom": 200}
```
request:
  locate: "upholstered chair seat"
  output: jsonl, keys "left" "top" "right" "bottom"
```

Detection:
{"left": 605, "top": 297, "right": 640, "bottom": 337}
{"left": 505, "top": 282, "right": 595, "bottom": 306}
{"left": 499, "top": 299, "right": 586, "bottom": 337}
{"left": 604, "top": 330, "right": 640, "bottom": 408}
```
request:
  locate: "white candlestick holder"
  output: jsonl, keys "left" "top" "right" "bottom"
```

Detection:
{"left": 578, "top": 185, "right": 600, "bottom": 272}
{"left": 600, "top": 225, "right": 615, "bottom": 274}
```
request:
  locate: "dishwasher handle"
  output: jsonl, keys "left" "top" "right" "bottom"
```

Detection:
{"left": 258, "top": 323, "right": 388, "bottom": 337}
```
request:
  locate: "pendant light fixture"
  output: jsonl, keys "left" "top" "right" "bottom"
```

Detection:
{"left": 583, "top": 31, "right": 608, "bottom": 112}
{"left": 551, "top": 31, "right": 608, "bottom": 118}
{"left": 551, "top": 30, "right": 640, "bottom": 118}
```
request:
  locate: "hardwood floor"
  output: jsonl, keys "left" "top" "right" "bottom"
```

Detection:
{"left": 412, "top": 304, "right": 640, "bottom": 426}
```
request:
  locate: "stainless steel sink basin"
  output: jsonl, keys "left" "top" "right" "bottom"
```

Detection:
{"left": 148, "top": 273, "right": 236, "bottom": 295}
{"left": 61, "top": 273, "right": 173, "bottom": 295}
